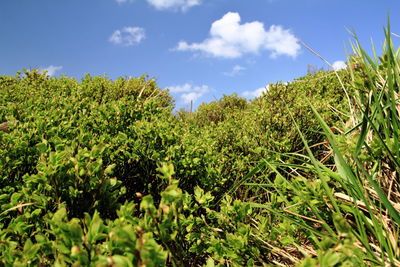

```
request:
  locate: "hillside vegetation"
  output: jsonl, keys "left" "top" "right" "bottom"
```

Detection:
{"left": 1, "top": 27, "right": 400, "bottom": 266}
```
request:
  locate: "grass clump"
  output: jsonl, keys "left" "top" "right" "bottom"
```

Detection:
{"left": 248, "top": 24, "right": 400, "bottom": 266}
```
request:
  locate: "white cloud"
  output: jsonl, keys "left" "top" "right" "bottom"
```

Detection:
{"left": 332, "top": 60, "right": 347, "bottom": 71}
{"left": 242, "top": 85, "right": 269, "bottom": 98}
{"left": 115, "top": 0, "right": 134, "bottom": 3}
{"left": 40, "top": 65, "right": 63, "bottom": 77}
{"left": 264, "top": 25, "right": 301, "bottom": 58}
{"left": 168, "top": 83, "right": 209, "bottom": 104}
{"left": 175, "top": 12, "right": 300, "bottom": 58}
{"left": 223, "top": 65, "right": 246, "bottom": 76}
{"left": 109, "top": 27, "right": 145, "bottom": 46}
{"left": 147, "top": 0, "right": 201, "bottom": 11}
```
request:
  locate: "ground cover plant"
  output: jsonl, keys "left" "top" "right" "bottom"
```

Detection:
{"left": 0, "top": 25, "right": 399, "bottom": 266}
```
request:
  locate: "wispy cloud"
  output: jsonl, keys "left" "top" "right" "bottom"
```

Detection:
{"left": 40, "top": 65, "right": 63, "bottom": 76}
{"left": 175, "top": 12, "right": 300, "bottom": 58}
{"left": 223, "top": 65, "right": 246, "bottom": 77}
{"left": 146, "top": 0, "right": 201, "bottom": 12}
{"left": 332, "top": 60, "right": 347, "bottom": 71}
{"left": 115, "top": 0, "right": 134, "bottom": 4}
{"left": 168, "top": 83, "right": 209, "bottom": 104}
{"left": 242, "top": 85, "right": 269, "bottom": 98}
{"left": 109, "top": 27, "right": 145, "bottom": 46}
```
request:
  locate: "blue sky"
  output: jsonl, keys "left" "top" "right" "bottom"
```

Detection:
{"left": 1, "top": 0, "right": 399, "bottom": 109}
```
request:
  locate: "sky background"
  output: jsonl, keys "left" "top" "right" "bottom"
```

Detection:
{"left": 1, "top": 0, "right": 400, "bottom": 109}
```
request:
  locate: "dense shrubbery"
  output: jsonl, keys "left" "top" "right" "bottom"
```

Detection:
{"left": 1, "top": 26, "right": 400, "bottom": 266}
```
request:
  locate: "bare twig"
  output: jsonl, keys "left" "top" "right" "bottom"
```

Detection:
{"left": 283, "top": 202, "right": 324, "bottom": 224}
{"left": 0, "top": 202, "right": 38, "bottom": 216}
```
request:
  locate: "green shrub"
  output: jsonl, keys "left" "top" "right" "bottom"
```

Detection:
{"left": 2, "top": 25, "right": 397, "bottom": 266}
{"left": 193, "top": 93, "right": 248, "bottom": 126}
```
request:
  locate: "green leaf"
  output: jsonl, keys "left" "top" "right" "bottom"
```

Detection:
{"left": 205, "top": 257, "right": 215, "bottom": 267}
{"left": 104, "top": 164, "right": 116, "bottom": 175}
{"left": 68, "top": 219, "right": 83, "bottom": 242}
{"left": 110, "top": 255, "right": 134, "bottom": 267}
